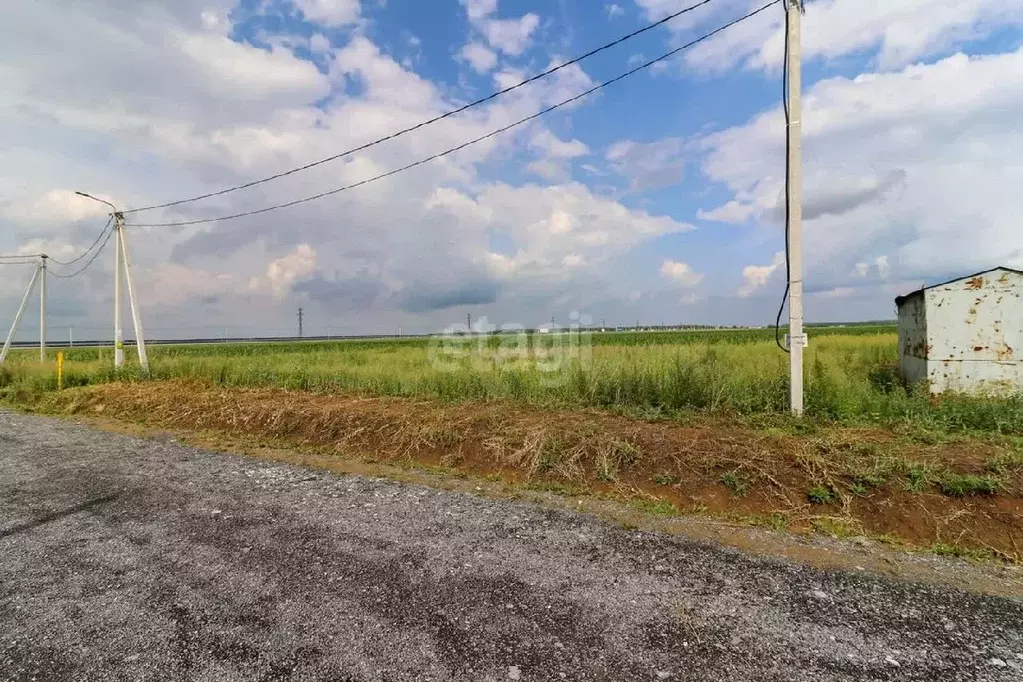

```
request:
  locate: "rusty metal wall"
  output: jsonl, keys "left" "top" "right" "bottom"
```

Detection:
{"left": 896, "top": 292, "right": 928, "bottom": 387}
{"left": 923, "top": 269, "right": 1022, "bottom": 395}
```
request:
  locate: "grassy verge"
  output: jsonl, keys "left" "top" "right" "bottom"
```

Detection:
{"left": 12, "top": 380, "right": 1022, "bottom": 563}
{"left": 2, "top": 332, "right": 1022, "bottom": 434}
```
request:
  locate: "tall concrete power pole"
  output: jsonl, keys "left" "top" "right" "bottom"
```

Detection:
{"left": 785, "top": 0, "right": 805, "bottom": 415}
{"left": 39, "top": 255, "right": 47, "bottom": 362}
{"left": 298, "top": 308, "right": 304, "bottom": 338}
{"left": 74, "top": 192, "right": 148, "bottom": 373}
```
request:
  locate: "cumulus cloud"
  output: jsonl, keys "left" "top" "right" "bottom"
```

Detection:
{"left": 293, "top": 0, "right": 361, "bottom": 27}
{"left": 460, "top": 0, "right": 498, "bottom": 22}
{"left": 659, "top": 259, "right": 702, "bottom": 287}
{"left": 739, "top": 252, "right": 785, "bottom": 298}
{"left": 250, "top": 244, "right": 319, "bottom": 297}
{"left": 606, "top": 138, "right": 686, "bottom": 194}
{"left": 875, "top": 255, "right": 891, "bottom": 279}
{"left": 698, "top": 48, "right": 1023, "bottom": 292}
{"left": 2, "top": 189, "right": 115, "bottom": 225}
{"left": 530, "top": 130, "right": 589, "bottom": 159}
{"left": 480, "top": 13, "right": 540, "bottom": 55}
{"left": 460, "top": 0, "right": 539, "bottom": 56}
{"left": 635, "top": 0, "right": 1023, "bottom": 74}
{"left": 459, "top": 42, "right": 498, "bottom": 73}
{"left": 3, "top": 0, "right": 1015, "bottom": 336}
{"left": 607, "top": 4, "right": 625, "bottom": 19}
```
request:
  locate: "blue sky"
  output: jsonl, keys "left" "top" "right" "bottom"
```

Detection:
{"left": 2, "top": 0, "right": 1022, "bottom": 339}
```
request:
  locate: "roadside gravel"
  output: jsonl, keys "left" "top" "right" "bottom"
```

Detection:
{"left": 1, "top": 409, "right": 1021, "bottom": 681}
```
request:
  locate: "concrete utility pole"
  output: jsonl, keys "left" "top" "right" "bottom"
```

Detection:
{"left": 298, "top": 308, "right": 304, "bottom": 338}
{"left": 74, "top": 192, "right": 148, "bottom": 372}
{"left": 466, "top": 312, "right": 471, "bottom": 332}
{"left": 785, "top": 0, "right": 805, "bottom": 415}
{"left": 114, "top": 214, "right": 124, "bottom": 368}
{"left": 39, "top": 255, "right": 47, "bottom": 362}
{"left": 119, "top": 217, "right": 149, "bottom": 371}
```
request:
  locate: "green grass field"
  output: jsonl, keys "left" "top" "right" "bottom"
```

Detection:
{"left": 2, "top": 325, "right": 1021, "bottom": 434}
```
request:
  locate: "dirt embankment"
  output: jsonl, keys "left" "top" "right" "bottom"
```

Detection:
{"left": 23, "top": 381, "right": 1023, "bottom": 560}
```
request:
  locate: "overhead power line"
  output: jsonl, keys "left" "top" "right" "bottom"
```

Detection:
{"left": 0, "top": 216, "right": 113, "bottom": 272}
{"left": 48, "top": 216, "right": 114, "bottom": 267}
{"left": 128, "top": 0, "right": 780, "bottom": 229}
{"left": 49, "top": 223, "right": 115, "bottom": 279}
{"left": 123, "top": 0, "right": 721, "bottom": 215}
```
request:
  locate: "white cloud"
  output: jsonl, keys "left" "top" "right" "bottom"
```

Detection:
{"left": 481, "top": 13, "right": 540, "bottom": 56}
{"left": 458, "top": 0, "right": 539, "bottom": 56}
{"left": 636, "top": 0, "right": 1023, "bottom": 74}
{"left": 607, "top": 4, "right": 625, "bottom": 19}
{"left": 309, "top": 33, "right": 332, "bottom": 54}
{"left": 2, "top": 189, "right": 114, "bottom": 224}
{"left": 250, "top": 244, "right": 319, "bottom": 297}
{"left": 460, "top": 0, "right": 498, "bottom": 22}
{"left": 739, "top": 252, "right": 785, "bottom": 298}
{"left": 142, "top": 264, "right": 242, "bottom": 307}
{"left": 700, "top": 48, "right": 1023, "bottom": 292}
{"left": 459, "top": 42, "right": 498, "bottom": 73}
{"left": 606, "top": 137, "right": 686, "bottom": 194}
{"left": 531, "top": 130, "right": 589, "bottom": 159}
{"left": 697, "top": 199, "right": 760, "bottom": 224}
{"left": 875, "top": 255, "right": 891, "bottom": 279}
{"left": 526, "top": 159, "right": 569, "bottom": 182}
{"left": 293, "top": 0, "right": 361, "bottom": 27}
{"left": 659, "top": 259, "right": 703, "bottom": 287}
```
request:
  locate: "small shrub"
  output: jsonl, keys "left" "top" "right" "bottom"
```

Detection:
{"left": 634, "top": 498, "right": 678, "bottom": 516}
{"left": 652, "top": 473, "right": 677, "bottom": 486}
{"left": 807, "top": 485, "right": 838, "bottom": 505}
{"left": 737, "top": 513, "right": 789, "bottom": 531}
{"left": 812, "top": 517, "right": 859, "bottom": 537}
{"left": 904, "top": 463, "right": 935, "bottom": 493}
{"left": 929, "top": 543, "right": 997, "bottom": 562}
{"left": 986, "top": 450, "right": 1023, "bottom": 475}
{"left": 939, "top": 474, "right": 1001, "bottom": 497}
{"left": 849, "top": 481, "right": 869, "bottom": 497}
{"left": 720, "top": 469, "right": 749, "bottom": 497}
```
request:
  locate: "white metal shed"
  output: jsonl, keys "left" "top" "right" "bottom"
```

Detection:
{"left": 895, "top": 267, "right": 1022, "bottom": 395}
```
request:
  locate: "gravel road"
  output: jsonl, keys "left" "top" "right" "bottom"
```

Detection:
{"left": 1, "top": 410, "right": 1021, "bottom": 681}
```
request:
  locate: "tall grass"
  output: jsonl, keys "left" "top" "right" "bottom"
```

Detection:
{"left": 2, "top": 329, "right": 1021, "bottom": 434}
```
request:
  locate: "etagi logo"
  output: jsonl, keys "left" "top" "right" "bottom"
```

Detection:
{"left": 428, "top": 312, "right": 593, "bottom": 387}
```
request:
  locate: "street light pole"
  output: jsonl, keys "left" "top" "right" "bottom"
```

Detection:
{"left": 113, "top": 214, "right": 124, "bottom": 368}
{"left": 75, "top": 191, "right": 148, "bottom": 372}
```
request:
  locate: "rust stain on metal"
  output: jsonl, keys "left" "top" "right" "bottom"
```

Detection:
{"left": 995, "top": 344, "right": 1015, "bottom": 361}
{"left": 965, "top": 276, "right": 984, "bottom": 290}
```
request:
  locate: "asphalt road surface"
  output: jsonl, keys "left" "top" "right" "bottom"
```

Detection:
{"left": 1, "top": 410, "right": 1021, "bottom": 681}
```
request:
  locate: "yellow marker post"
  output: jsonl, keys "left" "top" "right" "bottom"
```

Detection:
{"left": 57, "top": 351, "right": 64, "bottom": 390}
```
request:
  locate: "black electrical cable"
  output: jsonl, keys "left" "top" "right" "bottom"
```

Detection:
{"left": 47, "top": 216, "right": 114, "bottom": 266}
{"left": 775, "top": 0, "right": 791, "bottom": 353}
{"left": 48, "top": 223, "right": 115, "bottom": 279}
{"left": 129, "top": 0, "right": 781, "bottom": 229}
{"left": 123, "top": 0, "right": 722, "bottom": 215}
